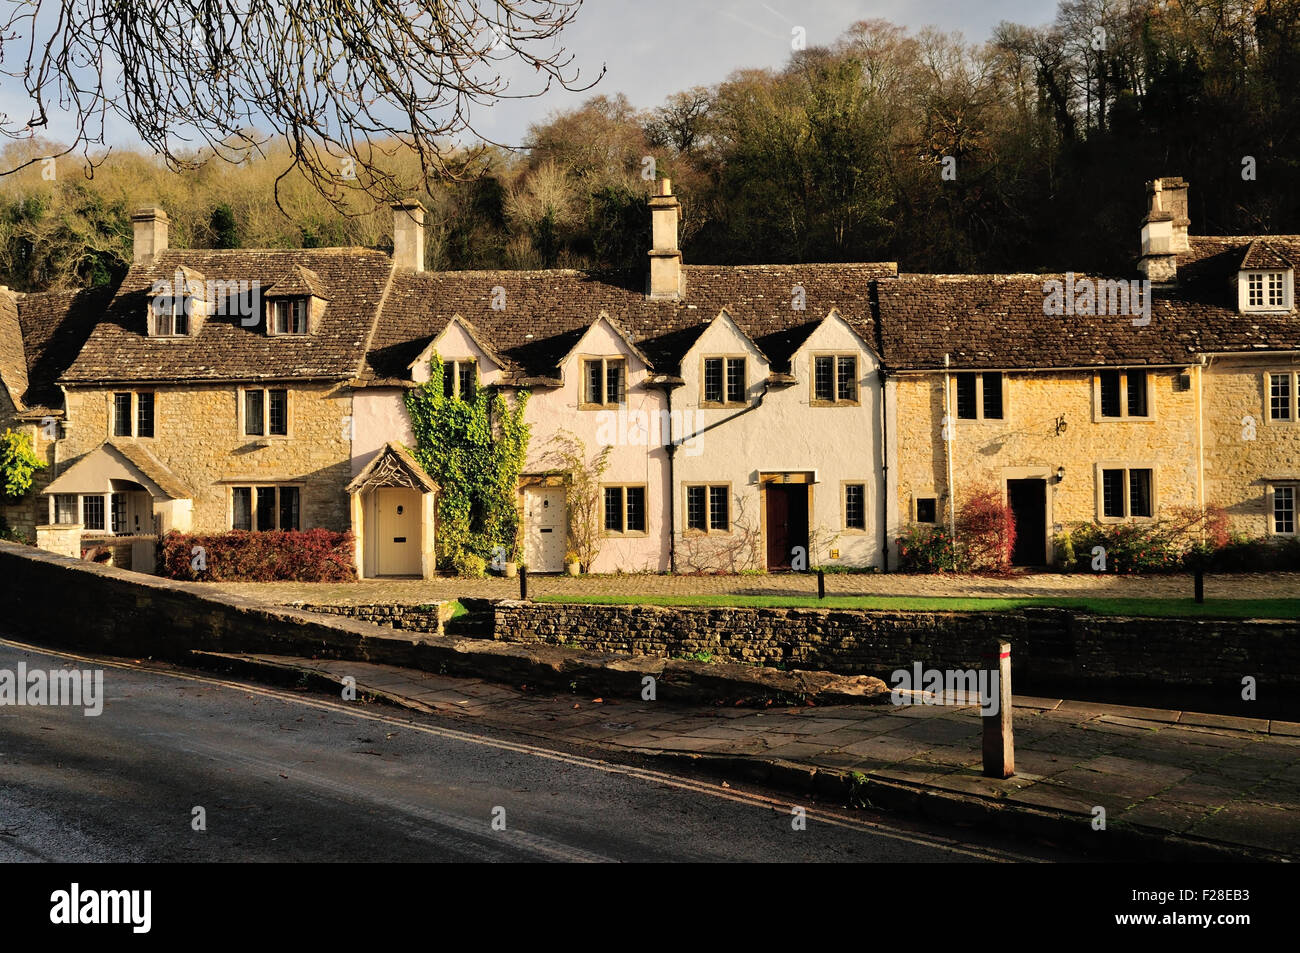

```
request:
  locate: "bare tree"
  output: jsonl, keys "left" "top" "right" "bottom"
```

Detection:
{"left": 0, "top": 1, "right": 602, "bottom": 209}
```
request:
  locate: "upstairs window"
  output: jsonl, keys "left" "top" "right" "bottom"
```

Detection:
{"left": 272, "top": 299, "right": 309, "bottom": 335}
{"left": 1269, "top": 372, "right": 1298, "bottom": 422}
{"left": 1242, "top": 270, "right": 1290, "bottom": 311}
{"left": 112, "top": 391, "right": 155, "bottom": 438}
{"left": 242, "top": 388, "right": 289, "bottom": 437}
{"left": 442, "top": 360, "right": 478, "bottom": 402}
{"left": 582, "top": 358, "right": 626, "bottom": 409}
{"left": 152, "top": 292, "right": 192, "bottom": 336}
{"left": 812, "top": 354, "right": 858, "bottom": 405}
{"left": 955, "top": 372, "right": 1004, "bottom": 420}
{"left": 703, "top": 357, "right": 747, "bottom": 406}
{"left": 1098, "top": 370, "right": 1151, "bottom": 419}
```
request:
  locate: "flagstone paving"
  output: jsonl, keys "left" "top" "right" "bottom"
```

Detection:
{"left": 213, "top": 652, "right": 1300, "bottom": 858}
{"left": 208, "top": 570, "right": 1300, "bottom": 607}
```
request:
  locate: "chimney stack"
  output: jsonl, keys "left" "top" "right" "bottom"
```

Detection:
{"left": 647, "top": 178, "right": 683, "bottom": 300}
{"left": 131, "top": 207, "right": 169, "bottom": 264}
{"left": 1139, "top": 177, "right": 1189, "bottom": 283}
{"left": 392, "top": 200, "right": 426, "bottom": 272}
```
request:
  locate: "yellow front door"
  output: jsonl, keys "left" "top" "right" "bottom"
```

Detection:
{"left": 376, "top": 487, "right": 421, "bottom": 576}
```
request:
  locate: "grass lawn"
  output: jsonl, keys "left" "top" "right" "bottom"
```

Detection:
{"left": 537, "top": 593, "right": 1300, "bottom": 619}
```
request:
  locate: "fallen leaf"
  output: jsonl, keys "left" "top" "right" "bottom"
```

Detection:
{"left": 592, "top": 697, "right": 604, "bottom": 704}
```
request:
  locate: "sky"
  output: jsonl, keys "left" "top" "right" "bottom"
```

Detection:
{"left": 0, "top": 0, "right": 1061, "bottom": 157}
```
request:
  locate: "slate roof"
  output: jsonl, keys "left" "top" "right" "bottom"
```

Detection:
{"left": 0, "top": 289, "right": 28, "bottom": 411}
{"left": 62, "top": 248, "right": 392, "bottom": 384}
{"left": 365, "top": 262, "right": 895, "bottom": 383}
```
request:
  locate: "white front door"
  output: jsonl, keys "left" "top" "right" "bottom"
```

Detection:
{"left": 524, "top": 486, "right": 567, "bottom": 572}
{"left": 376, "top": 487, "right": 421, "bottom": 576}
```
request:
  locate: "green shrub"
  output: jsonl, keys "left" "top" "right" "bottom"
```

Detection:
{"left": 897, "top": 524, "right": 958, "bottom": 572}
{"left": 452, "top": 551, "right": 486, "bottom": 578}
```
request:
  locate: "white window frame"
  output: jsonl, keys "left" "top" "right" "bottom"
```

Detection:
{"left": 1265, "top": 371, "right": 1299, "bottom": 425}
{"left": 1239, "top": 269, "right": 1293, "bottom": 312}
{"left": 268, "top": 297, "right": 311, "bottom": 335}
{"left": 1269, "top": 484, "right": 1298, "bottom": 536}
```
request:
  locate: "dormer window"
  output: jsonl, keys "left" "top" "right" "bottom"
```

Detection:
{"left": 1241, "top": 270, "right": 1292, "bottom": 311}
{"left": 442, "top": 360, "right": 478, "bottom": 401}
{"left": 149, "top": 268, "right": 204, "bottom": 337}
{"left": 581, "top": 357, "right": 626, "bottom": 409}
{"left": 272, "top": 298, "right": 309, "bottom": 335}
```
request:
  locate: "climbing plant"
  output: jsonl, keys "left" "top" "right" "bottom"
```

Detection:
{"left": 0, "top": 428, "right": 44, "bottom": 503}
{"left": 405, "top": 352, "right": 530, "bottom": 572}
{"left": 538, "top": 430, "right": 610, "bottom": 573}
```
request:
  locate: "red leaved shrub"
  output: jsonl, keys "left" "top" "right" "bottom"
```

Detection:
{"left": 159, "top": 529, "right": 356, "bottom": 582}
{"left": 956, "top": 487, "right": 1017, "bottom": 573}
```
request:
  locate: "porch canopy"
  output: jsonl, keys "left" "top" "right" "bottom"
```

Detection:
{"left": 42, "top": 441, "right": 193, "bottom": 534}
{"left": 347, "top": 442, "right": 438, "bottom": 579}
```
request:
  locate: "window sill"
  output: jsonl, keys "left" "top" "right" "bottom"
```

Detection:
{"left": 603, "top": 531, "right": 649, "bottom": 538}
{"left": 700, "top": 401, "right": 747, "bottom": 410}
{"left": 683, "top": 528, "right": 733, "bottom": 536}
{"left": 809, "top": 400, "right": 861, "bottom": 408}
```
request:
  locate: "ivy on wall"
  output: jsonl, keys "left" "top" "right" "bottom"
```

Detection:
{"left": 405, "top": 352, "right": 530, "bottom": 572}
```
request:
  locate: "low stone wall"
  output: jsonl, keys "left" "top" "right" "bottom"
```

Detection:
{"left": 292, "top": 603, "right": 449, "bottom": 634}
{"left": 494, "top": 601, "right": 1300, "bottom": 691}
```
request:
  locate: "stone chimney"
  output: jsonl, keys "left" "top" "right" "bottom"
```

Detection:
{"left": 131, "top": 207, "right": 169, "bottom": 264}
{"left": 647, "top": 178, "right": 683, "bottom": 300}
{"left": 1138, "top": 177, "right": 1189, "bottom": 283}
{"left": 392, "top": 200, "right": 426, "bottom": 272}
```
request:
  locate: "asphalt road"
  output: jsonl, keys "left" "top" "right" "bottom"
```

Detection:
{"left": 0, "top": 639, "right": 1080, "bottom": 862}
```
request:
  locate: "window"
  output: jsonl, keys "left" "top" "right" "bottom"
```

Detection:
{"left": 231, "top": 485, "right": 300, "bottom": 531}
{"left": 153, "top": 290, "right": 192, "bottom": 336}
{"left": 582, "top": 358, "right": 626, "bottom": 408}
{"left": 82, "top": 495, "right": 104, "bottom": 531}
{"left": 272, "top": 298, "right": 308, "bottom": 335}
{"left": 602, "top": 485, "right": 646, "bottom": 535}
{"left": 843, "top": 483, "right": 866, "bottom": 531}
{"left": 112, "top": 392, "right": 155, "bottom": 438}
{"left": 1243, "top": 270, "right": 1289, "bottom": 311}
{"left": 53, "top": 495, "right": 78, "bottom": 525}
{"left": 955, "top": 372, "right": 1004, "bottom": 421}
{"left": 1100, "top": 467, "right": 1154, "bottom": 519}
{"left": 113, "top": 393, "right": 132, "bottom": 437}
{"left": 1274, "top": 485, "right": 1297, "bottom": 535}
{"left": 1098, "top": 370, "right": 1150, "bottom": 419}
{"left": 915, "top": 497, "right": 937, "bottom": 524}
{"left": 242, "top": 388, "right": 289, "bottom": 437}
{"left": 1269, "top": 372, "right": 1297, "bottom": 422}
{"left": 702, "top": 357, "right": 747, "bottom": 405}
{"left": 110, "top": 492, "right": 128, "bottom": 534}
{"left": 685, "top": 484, "right": 730, "bottom": 533}
{"left": 442, "top": 360, "right": 478, "bottom": 402}
{"left": 812, "top": 354, "right": 858, "bottom": 405}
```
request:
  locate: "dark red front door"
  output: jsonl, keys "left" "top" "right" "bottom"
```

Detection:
{"left": 766, "top": 484, "right": 809, "bottom": 569}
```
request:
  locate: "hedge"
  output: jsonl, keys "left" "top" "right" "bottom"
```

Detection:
{"left": 158, "top": 529, "right": 356, "bottom": 582}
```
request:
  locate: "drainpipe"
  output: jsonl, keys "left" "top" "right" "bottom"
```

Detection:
{"left": 665, "top": 387, "right": 677, "bottom": 574}
{"left": 877, "top": 365, "right": 890, "bottom": 572}
{"left": 1195, "top": 356, "right": 1207, "bottom": 513}
{"left": 943, "top": 353, "right": 956, "bottom": 542}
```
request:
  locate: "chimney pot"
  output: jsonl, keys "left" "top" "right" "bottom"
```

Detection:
{"left": 392, "top": 200, "right": 426, "bottom": 272}
{"left": 131, "top": 207, "right": 169, "bottom": 264}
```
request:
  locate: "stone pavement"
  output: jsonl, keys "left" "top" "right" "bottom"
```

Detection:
{"left": 202, "top": 652, "right": 1300, "bottom": 861}
{"left": 209, "top": 570, "right": 1300, "bottom": 607}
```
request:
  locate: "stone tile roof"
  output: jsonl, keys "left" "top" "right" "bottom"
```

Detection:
{"left": 366, "top": 262, "right": 894, "bottom": 382}
{"left": 0, "top": 288, "right": 28, "bottom": 411}
{"left": 62, "top": 248, "right": 392, "bottom": 384}
{"left": 15, "top": 286, "right": 113, "bottom": 411}
{"left": 264, "top": 264, "right": 330, "bottom": 299}
{"left": 111, "top": 440, "right": 192, "bottom": 499}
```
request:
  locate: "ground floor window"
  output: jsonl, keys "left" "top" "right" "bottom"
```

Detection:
{"left": 1274, "top": 484, "right": 1297, "bottom": 535}
{"left": 232, "top": 485, "right": 301, "bottom": 531}
{"left": 843, "top": 483, "right": 867, "bottom": 530}
{"left": 602, "top": 485, "right": 647, "bottom": 535}
{"left": 914, "top": 497, "right": 938, "bottom": 524}
{"left": 82, "top": 495, "right": 104, "bottom": 531}
{"left": 53, "top": 494, "right": 78, "bottom": 525}
{"left": 1100, "top": 467, "right": 1154, "bottom": 519}
{"left": 685, "top": 484, "right": 730, "bottom": 533}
